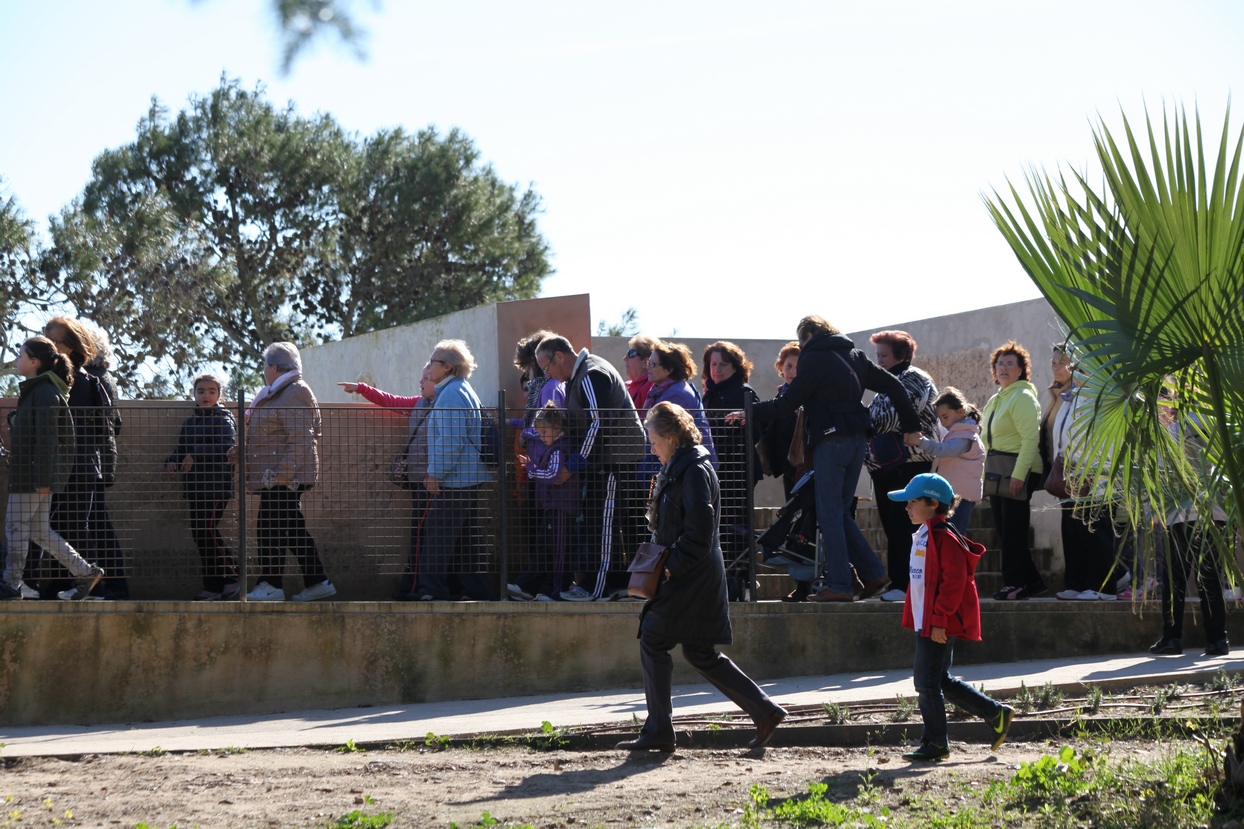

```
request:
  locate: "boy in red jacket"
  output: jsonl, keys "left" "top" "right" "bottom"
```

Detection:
{"left": 889, "top": 473, "right": 1014, "bottom": 761}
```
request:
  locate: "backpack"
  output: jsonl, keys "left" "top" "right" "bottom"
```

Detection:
{"left": 478, "top": 412, "right": 502, "bottom": 469}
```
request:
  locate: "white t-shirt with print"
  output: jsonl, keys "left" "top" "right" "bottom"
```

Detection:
{"left": 909, "top": 524, "right": 929, "bottom": 632}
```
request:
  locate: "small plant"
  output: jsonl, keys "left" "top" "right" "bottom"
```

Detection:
{"left": 336, "top": 739, "right": 366, "bottom": 753}
{"left": 1036, "top": 681, "right": 1064, "bottom": 710}
{"left": 891, "top": 695, "right": 916, "bottom": 722}
{"left": 424, "top": 732, "right": 450, "bottom": 751}
{"left": 1085, "top": 684, "right": 1104, "bottom": 715}
{"left": 1015, "top": 681, "right": 1036, "bottom": 714}
{"left": 450, "top": 814, "right": 535, "bottom": 829}
{"left": 1208, "top": 667, "right": 1240, "bottom": 691}
{"left": 822, "top": 701, "right": 849, "bottom": 724}
{"left": 218, "top": 746, "right": 248, "bottom": 755}
{"left": 324, "top": 810, "right": 392, "bottom": 828}
{"left": 1010, "top": 746, "right": 1091, "bottom": 798}
{"left": 1151, "top": 686, "right": 1171, "bottom": 715}
{"left": 530, "top": 720, "right": 567, "bottom": 751}
{"left": 384, "top": 740, "right": 420, "bottom": 752}
{"left": 137, "top": 746, "right": 167, "bottom": 757}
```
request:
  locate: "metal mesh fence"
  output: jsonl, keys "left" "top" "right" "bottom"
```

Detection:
{"left": 0, "top": 400, "right": 761, "bottom": 601}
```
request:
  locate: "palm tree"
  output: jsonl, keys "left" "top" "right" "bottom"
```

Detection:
{"left": 985, "top": 103, "right": 1244, "bottom": 583}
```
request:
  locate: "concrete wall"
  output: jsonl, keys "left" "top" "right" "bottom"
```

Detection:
{"left": 0, "top": 601, "right": 1232, "bottom": 727}
{"left": 305, "top": 295, "right": 593, "bottom": 413}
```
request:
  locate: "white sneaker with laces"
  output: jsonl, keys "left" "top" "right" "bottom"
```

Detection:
{"left": 1097, "top": 592, "right": 1118, "bottom": 602}
{"left": 247, "top": 581, "right": 286, "bottom": 601}
{"left": 1055, "top": 589, "right": 1082, "bottom": 600}
{"left": 18, "top": 582, "right": 38, "bottom": 600}
{"left": 291, "top": 580, "right": 337, "bottom": 602}
{"left": 507, "top": 583, "right": 535, "bottom": 601}
{"left": 879, "top": 588, "right": 906, "bottom": 602}
{"left": 1075, "top": 590, "right": 1102, "bottom": 600}
{"left": 560, "top": 585, "right": 593, "bottom": 602}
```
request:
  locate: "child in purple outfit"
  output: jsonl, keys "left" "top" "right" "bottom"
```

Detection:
{"left": 508, "top": 403, "right": 578, "bottom": 601}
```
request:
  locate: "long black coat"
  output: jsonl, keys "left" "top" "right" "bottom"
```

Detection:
{"left": 639, "top": 444, "right": 732, "bottom": 645}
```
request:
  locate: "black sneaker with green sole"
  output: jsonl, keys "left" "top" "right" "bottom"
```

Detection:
{"left": 902, "top": 742, "right": 950, "bottom": 762}
{"left": 990, "top": 704, "right": 1015, "bottom": 751}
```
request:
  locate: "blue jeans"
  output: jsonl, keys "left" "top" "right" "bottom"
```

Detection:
{"left": 813, "top": 434, "right": 886, "bottom": 594}
{"left": 948, "top": 500, "right": 975, "bottom": 535}
{"left": 912, "top": 634, "right": 1002, "bottom": 747}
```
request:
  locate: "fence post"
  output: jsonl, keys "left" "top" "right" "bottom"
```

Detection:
{"left": 744, "top": 395, "right": 757, "bottom": 602}
{"left": 237, "top": 389, "right": 248, "bottom": 602}
{"left": 495, "top": 389, "right": 509, "bottom": 593}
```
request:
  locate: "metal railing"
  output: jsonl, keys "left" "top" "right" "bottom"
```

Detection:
{"left": 0, "top": 394, "right": 764, "bottom": 601}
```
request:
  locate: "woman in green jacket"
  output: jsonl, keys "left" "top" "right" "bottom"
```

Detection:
{"left": 3, "top": 337, "right": 105, "bottom": 601}
{"left": 980, "top": 341, "right": 1047, "bottom": 600}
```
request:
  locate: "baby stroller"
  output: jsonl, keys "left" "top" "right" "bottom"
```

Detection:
{"left": 756, "top": 470, "right": 826, "bottom": 592}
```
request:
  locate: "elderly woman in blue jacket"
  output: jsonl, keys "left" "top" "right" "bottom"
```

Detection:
{"left": 415, "top": 339, "right": 495, "bottom": 601}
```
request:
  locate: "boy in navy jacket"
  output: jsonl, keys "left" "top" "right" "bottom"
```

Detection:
{"left": 166, "top": 374, "right": 238, "bottom": 600}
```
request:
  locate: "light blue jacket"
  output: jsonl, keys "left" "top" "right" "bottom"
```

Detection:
{"left": 427, "top": 376, "right": 490, "bottom": 488}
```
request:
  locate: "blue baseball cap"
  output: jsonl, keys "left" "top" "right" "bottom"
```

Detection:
{"left": 887, "top": 473, "right": 955, "bottom": 505}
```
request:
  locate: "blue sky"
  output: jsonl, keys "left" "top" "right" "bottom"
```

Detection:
{"left": 2, "top": 0, "right": 1241, "bottom": 341}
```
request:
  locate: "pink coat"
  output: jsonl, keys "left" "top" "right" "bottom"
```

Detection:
{"left": 930, "top": 417, "right": 984, "bottom": 502}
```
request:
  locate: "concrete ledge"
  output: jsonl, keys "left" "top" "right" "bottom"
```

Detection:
{"left": 0, "top": 600, "right": 1235, "bottom": 727}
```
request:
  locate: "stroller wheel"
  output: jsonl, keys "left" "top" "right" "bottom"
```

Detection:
{"left": 810, "top": 578, "right": 827, "bottom": 593}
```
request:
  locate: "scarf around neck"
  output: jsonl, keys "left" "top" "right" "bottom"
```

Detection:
{"left": 246, "top": 369, "right": 302, "bottom": 424}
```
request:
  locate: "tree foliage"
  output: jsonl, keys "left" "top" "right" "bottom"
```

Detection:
{"left": 40, "top": 77, "right": 551, "bottom": 396}
{"left": 0, "top": 184, "right": 57, "bottom": 391}
{"left": 987, "top": 103, "right": 1244, "bottom": 582}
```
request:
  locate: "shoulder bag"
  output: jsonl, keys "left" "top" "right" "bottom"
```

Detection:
{"left": 389, "top": 431, "right": 418, "bottom": 490}
{"left": 628, "top": 542, "right": 671, "bottom": 600}
{"left": 786, "top": 408, "right": 807, "bottom": 468}
{"left": 982, "top": 411, "right": 1025, "bottom": 500}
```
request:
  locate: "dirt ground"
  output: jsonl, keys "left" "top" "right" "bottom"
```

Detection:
{"left": 0, "top": 737, "right": 1180, "bottom": 829}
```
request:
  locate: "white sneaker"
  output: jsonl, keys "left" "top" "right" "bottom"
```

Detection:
{"left": 507, "top": 583, "right": 534, "bottom": 601}
{"left": 534, "top": 593, "right": 554, "bottom": 602}
{"left": 1097, "top": 592, "right": 1118, "bottom": 602}
{"left": 1075, "top": 590, "right": 1103, "bottom": 600}
{"left": 1056, "top": 589, "right": 1082, "bottom": 600}
{"left": 1225, "top": 586, "right": 1243, "bottom": 601}
{"left": 560, "top": 585, "right": 594, "bottom": 602}
{"left": 291, "top": 580, "right": 336, "bottom": 602}
{"left": 18, "top": 582, "right": 38, "bottom": 600}
{"left": 247, "top": 581, "right": 286, "bottom": 601}
{"left": 879, "top": 589, "right": 906, "bottom": 602}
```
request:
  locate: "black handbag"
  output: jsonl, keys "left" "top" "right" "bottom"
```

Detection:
{"left": 869, "top": 431, "right": 908, "bottom": 471}
{"left": 982, "top": 410, "right": 1026, "bottom": 500}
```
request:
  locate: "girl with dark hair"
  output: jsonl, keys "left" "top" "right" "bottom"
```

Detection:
{"left": 3, "top": 337, "right": 105, "bottom": 601}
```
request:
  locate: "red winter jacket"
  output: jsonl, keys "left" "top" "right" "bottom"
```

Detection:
{"left": 901, "top": 520, "right": 986, "bottom": 641}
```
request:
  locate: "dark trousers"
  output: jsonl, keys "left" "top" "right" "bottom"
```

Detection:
{"left": 396, "top": 487, "right": 432, "bottom": 597}
{"left": 255, "top": 487, "right": 327, "bottom": 589}
{"left": 418, "top": 484, "right": 494, "bottom": 600}
{"left": 515, "top": 508, "right": 572, "bottom": 598}
{"left": 188, "top": 497, "right": 237, "bottom": 593}
{"left": 580, "top": 466, "right": 631, "bottom": 599}
{"left": 912, "top": 634, "right": 1003, "bottom": 747}
{"left": 990, "top": 473, "right": 1044, "bottom": 589}
{"left": 1060, "top": 504, "right": 1119, "bottom": 595}
{"left": 871, "top": 462, "right": 932, "bottom": 590}
{"left": 638, "top": 633, "right": 779, "bottom": 742}
{"left": 1161, "top": 521, "right": 1226, "bottom": 643}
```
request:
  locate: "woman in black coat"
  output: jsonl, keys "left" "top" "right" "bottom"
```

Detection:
{"left": 616, "top": 401, "right": 787, "bottom": 753}
{"left": 700, "top": 341, "right": 762, "bottom": 595}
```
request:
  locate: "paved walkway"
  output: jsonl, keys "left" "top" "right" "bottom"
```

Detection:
{"left": 1, "top": 651, "right": 1238, "bottom": 757}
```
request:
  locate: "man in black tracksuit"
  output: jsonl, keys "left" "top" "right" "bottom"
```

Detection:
{"left": 537, "top": 335, "right": 645, "bottom": 600}
{"left": 750, "top": 316, "right": 922, "bottom": 602}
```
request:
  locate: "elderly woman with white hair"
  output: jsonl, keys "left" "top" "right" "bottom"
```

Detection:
{"left": 414, "top": 339, "right": 495, "bottom": 601}
{"left": 236, "top": 342, "right": 336, "bottom": 602}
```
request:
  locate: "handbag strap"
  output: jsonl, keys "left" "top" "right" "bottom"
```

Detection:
{"left": 831, "top": 351, "right": 862, "bottom": 396}
{"left": 986, "top": 409, "right": 995, "bottom": 447}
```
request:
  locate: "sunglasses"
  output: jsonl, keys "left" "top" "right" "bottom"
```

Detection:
{"left": 626, "top": 349, "right": 639, "bottom": 358}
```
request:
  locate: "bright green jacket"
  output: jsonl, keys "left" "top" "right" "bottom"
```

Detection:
{"left": 980, "top": 379, "right": 1043, "bottom": 481}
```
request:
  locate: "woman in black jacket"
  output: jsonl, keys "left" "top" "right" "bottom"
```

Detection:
{"left": 616, "top": 401, "right": 787, "bottom": 753}
{"left": 700, "top": 341, "right": 761, "bottom": 596}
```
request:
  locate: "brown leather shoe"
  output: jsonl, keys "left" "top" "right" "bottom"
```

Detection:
{"left": 615, "top": 735, "right": 675, "bottom": 753}
{"left": 748, "top": 706, "right": 788, "bottom": 749}
{"left": 858, "top": 576, "right": 891, "bottom": 600}
{"left": 808, "top": 588, "right": 855, "bottom": 603}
